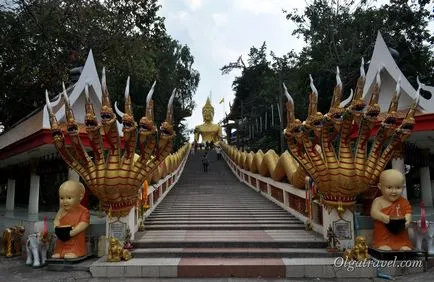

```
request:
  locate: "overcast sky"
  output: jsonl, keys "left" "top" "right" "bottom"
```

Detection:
{"left": 158, "top": 0, "right": 432, "bottom": 141}
{"left": 159, "top": 0, "right": 306, "bottom": 139}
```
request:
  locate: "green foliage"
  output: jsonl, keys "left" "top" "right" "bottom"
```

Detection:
{"left": 248, "top": 129, "right": 280, "bottom": 153}
{"left": 284, "top": 0, "right": 434, "bottom": 110}
{"left": 223, "top": 0, "right": 434, "bottom": 153}
{"left": 0, "top": 0, "right": 199, "bottom": 148}
{"left": 221, "top": 42, "right": 305, "bottom": 153}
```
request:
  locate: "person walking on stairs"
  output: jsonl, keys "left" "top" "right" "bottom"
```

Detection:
{"left": 215, "top": 146, "right": 222, "bottom": 160}
{"left": 202, "top": 153, "right": 209, "bottom": 172}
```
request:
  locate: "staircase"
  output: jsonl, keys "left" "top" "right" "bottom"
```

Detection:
{"left": 86, "top": 149, "right": 426, "bottom": 278}
{"left": 92, "top": 149, "right": 379, "bottom": 278}
{"left": 128, "top": 149, "right": 333, "bottom": 278}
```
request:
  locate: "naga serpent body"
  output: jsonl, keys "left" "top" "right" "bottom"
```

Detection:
{"left": 283, "top": 63, "right": 419, "bottom": 212}
{"left": 46, "top": 70, "right": 177, "bottom": 217}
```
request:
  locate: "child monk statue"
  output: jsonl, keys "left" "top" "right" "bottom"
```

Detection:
{"left": 370, "top": 169, "right": 413, "bottom": 251}
{"left": 52, "top": 180, "right": 90, "bottom": 259}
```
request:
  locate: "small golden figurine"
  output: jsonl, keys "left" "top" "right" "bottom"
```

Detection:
{"left": 138, "top": 220, "right": 145, "bottom": 232}
{"left": 107, "top": 237, "right": 132, "bottom": 262}
{"left": 2, "top": 225, "right": 25, "bottom": 257}
{"left": 326, "top": 225, "right": 340, "bottom": 252}
{"left": 305, "top": 220, "right": 313, "bottom": 231}
{"left": 343, "top": 236, "right": 369, "bottom": 261}
{"left": 123, "top": 228, "right": 134, "bottom": 251}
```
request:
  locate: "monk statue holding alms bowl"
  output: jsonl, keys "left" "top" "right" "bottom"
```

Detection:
{"left": 370, "top": 169, "right": 413, "bottom": 251}
{"left": 52, "top": 180, "right": 90, "bottom": 259}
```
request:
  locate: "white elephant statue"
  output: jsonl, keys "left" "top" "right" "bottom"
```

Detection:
{"left": 409, "top": 202, "right": 434, "bottom": 255}
{"left": 26, "top": 219, "right": 51, "bottom": 268}
{"left": 411, "top": 220, "right": 434, "bottom": 255}
{"left": 26, "top": 232, "right": 50, "bottom": 267}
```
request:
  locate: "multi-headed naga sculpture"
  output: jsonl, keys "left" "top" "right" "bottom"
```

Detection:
{"left": 46, "top": 68, "right": 176, "bottom": 217}
{"left": 283, "top": 60, "right": 420, "bottom": 213}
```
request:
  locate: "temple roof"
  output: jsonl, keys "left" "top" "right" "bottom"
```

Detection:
{"left": 0, "top": 50, "right": 122, "bottom": 167}
{"left": 362, "top": 32, "right": 434, "bottom": 113}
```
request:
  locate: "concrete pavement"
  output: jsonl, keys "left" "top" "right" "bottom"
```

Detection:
{"left": 2, "top": 255, "right": 434, "bottom": 282}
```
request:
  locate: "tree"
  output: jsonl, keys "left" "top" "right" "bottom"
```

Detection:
{"left": 221, "top": 42, "right": 294, "bottom": 152}
{"left": 223, "top": 0, "right": 433, "bottom": 152}
{"left": 284, "top": 0, "right": 434, "bottom": 113}
{"left": 0, "top": 0, "right": 199, "bottom": 148}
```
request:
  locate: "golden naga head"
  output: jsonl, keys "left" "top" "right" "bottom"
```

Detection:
{"left": 364, "top": 68, "right": 382, "bottom": 122}
{"left": 381, "top": 75, "right": 402, "bottom": 134}
{"left": 160, "top": 89, "right": 177, "bottom": 140}
{"left": 396, "top": 85, "right": 420, "bottom": 139}
{"left": 325, "top": 67, "right": 347, "bottom": 131}
{"left": 46, "top": 69, "right": 177, "bottom": 217}
{"left": 46, "top": 91, "right": 64, "bottom": 144}
{"left": 84, "top": 85, "right": 100, "bottom": 133}
{"left": 139, "top": 81, "right": 158, "bottom": 140}
{"left": 202, "top": 97, "right": 214, "bottom": 122}
{"left": 304, "top": 75, "right": 324, "bottom": 137}
{"left": 61, "top": 83, "right": 80, "bottom": 137}
{"left": 120, "top": 77, "right": 137, "bottom": 134}
{"left": 349, "top": 59, "right": 367, "bottom": 116}
{"left": 283, "top": 59, "right": 419, "bottom": 212}
{"left": 282, "top": 83, "right": 304, "bottom": 141}
{"left": 100, "top": 68, "right": 117, "bottom": 133}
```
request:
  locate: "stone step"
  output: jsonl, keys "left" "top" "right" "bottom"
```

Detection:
{"left": 151, "top": 212, "right": 290, "bottom": 215}
{"left": 149, "top": 213, "right": 292, "bottom": 217}
{"left": 131, "top": 247, "right": 338, "bottom": 258}
{"left": 151, "top": 210, "right": 291, "bottom": 214}
{"left": 145, "top": 219, "right": 301, "bottom": 224}
{"left": 135, "top": 227, "right": 324, "bottom": 246}
{"left": 144, "top": 223, "right": 305, "bottom": 230}
{"left": 147, "top": 214, "right": 294, "bottom": 218}
{"left": 158, "top": 196, "right": 271, "bottom": 198}
{"left": 91, "top": 256, "right": 419, "bottom": 278}
{"left": 145, "top": 221, "right": 302, "bottom": 226}
{"left": 154, "top": 206, "right": 282, "bottom": 209}
{"left": 133, "top": 240, "right": 326, "bottom": 249}
{"left": 153, "top": 205, "right": 284, "bottom": 208}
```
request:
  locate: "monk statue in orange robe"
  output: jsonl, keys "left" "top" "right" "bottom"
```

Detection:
{"left": 52, "top": 180, "right": 90, "bottom": 259}
{"left": 370, "top": 169, "right": 413, "bottom": 251}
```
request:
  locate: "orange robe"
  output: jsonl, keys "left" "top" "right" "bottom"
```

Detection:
{"left": 372, "top": 196, "right": 413, "bottom": 250}
{"left": 54, "top": 204, "right": 90, "bottom": 257}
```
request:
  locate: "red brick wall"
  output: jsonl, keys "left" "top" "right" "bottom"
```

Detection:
{"left": 270, "top": 186, "right": 284, "bottom": 203}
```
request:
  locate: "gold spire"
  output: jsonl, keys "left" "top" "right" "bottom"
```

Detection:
{"left": 204, "top": 97, "right": 214, "bottom": 110}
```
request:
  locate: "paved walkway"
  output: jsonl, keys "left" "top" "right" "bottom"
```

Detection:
{"left": 2, "top": 149, "right": 433, "bottom": 280}
{"left": 1, "top": 255, "right": 434, "bottom": 281}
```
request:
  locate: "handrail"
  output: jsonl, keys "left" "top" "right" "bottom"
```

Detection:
{"left": 142, "top": 143, "right": 191, "bottom": 219}
{"left": 221, "top": 146, "right": 323, "bottom": 235}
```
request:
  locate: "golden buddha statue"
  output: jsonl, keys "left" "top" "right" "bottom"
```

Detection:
{"left": 194, "top": 97, "right": 222, "bottom": 144}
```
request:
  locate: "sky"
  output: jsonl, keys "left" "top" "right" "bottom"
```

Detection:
{"left": 158, "top": 0, "right": 433, "bottom": 141}
{"left": 158, "top": 0, "right": 306, "bottom": 140}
